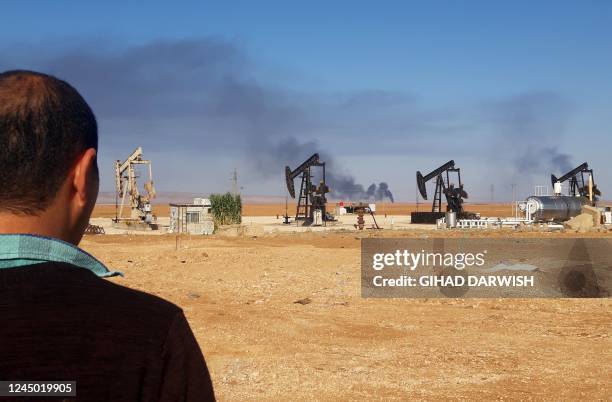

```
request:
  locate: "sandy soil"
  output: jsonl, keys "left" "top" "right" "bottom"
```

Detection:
{"left": 79, "top": 230, "right": 612, "bottom": 401}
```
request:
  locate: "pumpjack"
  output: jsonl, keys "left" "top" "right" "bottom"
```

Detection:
{"left": 285, "top": 153, "right": 329, "bottom": 225}
{"left": 112, "top": 147, "right": 157, "bottom": 229}
{"left": 412, "top": 160, "right": 470, "bottom": 224}
{"left": 551, "top": 162, "right": 599, "bottom": 205}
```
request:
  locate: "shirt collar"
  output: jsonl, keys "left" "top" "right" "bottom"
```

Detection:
{"left": 0, "top": 234, "right": 123, "bottom": 278}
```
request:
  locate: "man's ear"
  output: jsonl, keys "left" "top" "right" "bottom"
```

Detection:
{"left": 72, "top": 148, "right": 99, "bottom": 207}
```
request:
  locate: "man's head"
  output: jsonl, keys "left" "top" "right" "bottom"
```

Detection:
{"left": 0, "top": 70, "right": 99, "bottom": 244}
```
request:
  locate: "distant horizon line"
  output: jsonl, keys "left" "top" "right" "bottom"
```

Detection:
{"left": 95, "top": 191, "right": 611, "bottom": 205}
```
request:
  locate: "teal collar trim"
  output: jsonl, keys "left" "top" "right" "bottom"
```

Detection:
{"left": 0, "top": 234, "right": 123, "bottom": 278}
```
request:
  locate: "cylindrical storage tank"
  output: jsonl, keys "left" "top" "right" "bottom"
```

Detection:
{"left": 526, "top": 196, "right": 586, "bottom": 222}
{"left": 445, "top": 211, "right": 457, "bottom": 228}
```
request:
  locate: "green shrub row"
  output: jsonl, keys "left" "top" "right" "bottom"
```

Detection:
{"left": 210, "top": 192, "right": 242, "bottom": 227}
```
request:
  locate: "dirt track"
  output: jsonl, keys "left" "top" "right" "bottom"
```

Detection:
{"left": 80, "top": 231, "right": 611, "bottom": 401}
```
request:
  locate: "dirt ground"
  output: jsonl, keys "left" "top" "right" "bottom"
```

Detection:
{"left": 92, "top": 202, "right": 517, "bottom": 219}
{"left": 80, "top": 228, "right": 611, "bottom": 401}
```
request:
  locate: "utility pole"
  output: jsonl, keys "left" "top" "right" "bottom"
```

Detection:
{"left": 231, "top": 168, "right": 238, "bottom": 195}
{"left": 490, "top": 184, "right": 495, "bottom": 202}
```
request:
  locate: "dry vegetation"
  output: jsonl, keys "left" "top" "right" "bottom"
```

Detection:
{"left": 80, "top": 220, "right": 612, "bottom": 401}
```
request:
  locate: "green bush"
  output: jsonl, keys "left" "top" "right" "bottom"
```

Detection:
{"left": 210, "top": 192, "right": 242, "bottom": 227}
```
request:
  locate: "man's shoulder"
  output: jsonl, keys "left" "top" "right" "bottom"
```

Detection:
{"left": 85, "top": 266, "right": 182, "bottom": 316}
{"left": 1, "top": 262, "right": 183, "bottom": 325}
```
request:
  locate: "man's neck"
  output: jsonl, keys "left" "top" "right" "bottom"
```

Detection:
{"left": 0, "top": 212, "right": 72, "bottom": 243}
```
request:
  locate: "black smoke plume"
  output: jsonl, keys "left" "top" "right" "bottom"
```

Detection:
{"left": 486, "top": 91, "right": 574, "bottom": 174}
{"left": 1, "top": 38, "right": 395, "bottom": 200}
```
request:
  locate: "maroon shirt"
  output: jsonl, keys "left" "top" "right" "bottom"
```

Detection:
{"left": 0, "top": 262, "right": 215, "bottom": 401}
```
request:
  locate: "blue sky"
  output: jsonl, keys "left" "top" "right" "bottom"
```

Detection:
{"left": 1, "top": 1, "right": 611, "bottom": 201}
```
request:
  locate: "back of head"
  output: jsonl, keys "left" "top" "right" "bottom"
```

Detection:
{"left": 0, "top": 70, "right": 98, "bottom": 215}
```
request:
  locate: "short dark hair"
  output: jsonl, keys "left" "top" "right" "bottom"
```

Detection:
{"left": 0, "top": 70, "right": 98, "bottom": 215}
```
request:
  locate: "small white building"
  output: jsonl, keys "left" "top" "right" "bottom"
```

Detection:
{"left": 169, "top": 198, "right": 214, "bottom": 235}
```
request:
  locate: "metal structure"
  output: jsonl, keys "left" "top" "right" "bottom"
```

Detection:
{"left": 433, "top": 163, "right": 606, "bottom": 230}
{"left": 551, "top": 162, "right": 599, "bottom": 204}
{"left": 412, "top": 160, "right": 469, "bottom": 224}
{"left": 113, "top": 147, "right": 157, "bottom": 229}
{"left": 523, "top": 195, "right": 587, "bottom": 222}
{"left": 284, "top": 153, "right": 329, "bottom": 224}
{"left": 84, "top": 223, "right": 105, "bottom": 235}
{"left": 351, "top": 203, "right": 380, "bottom": 230}
{"left": 416, "top": 160, "right": 467, "bottom": 213}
